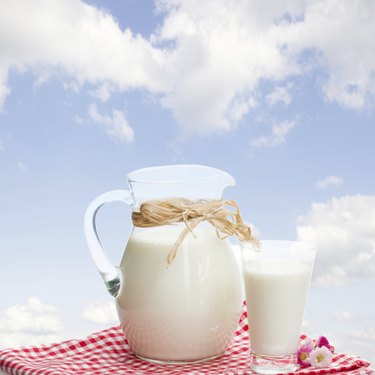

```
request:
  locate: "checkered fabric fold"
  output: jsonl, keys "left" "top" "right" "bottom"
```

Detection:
{"left": 0, "top": 308, "right": 373, "bottom": 375}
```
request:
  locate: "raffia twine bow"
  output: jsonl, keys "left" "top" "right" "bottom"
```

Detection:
{"left": 132, "top": 198, "right": 259, "bottom": 265}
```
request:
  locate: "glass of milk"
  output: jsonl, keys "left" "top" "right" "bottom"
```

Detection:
{"left": 241, "top": 240, "right": 316, "bottom": 374}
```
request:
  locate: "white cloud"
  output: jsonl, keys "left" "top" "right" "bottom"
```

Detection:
{"left": 251, "top": 120, "right": 296, "bottom": 148}
{"left": 90, "top": 83, "right": 112, "bottom": 102}
{"left": 316, "top": 175, "right": 343, "bottom": 190}
{"left": 285, "top": 0, "right": 375, "bottom": 109}
{"left": 331, "top": 310, "right": 352, "bottom": 322}
{"left": 1, "top": 0, "right": 375, "bottom": 133}
{"left": 82, "top": 301, "right": 118, "bottom": 325}
{"left": 0, "top": 64, "right": 11, "bottom": 111}
{"left": 156, "top": 1, "right": 302, "bottom": 135}
{"left": 0, "top": 0, "right": 166, "bottom": 119}
{"left": 266, "top": 84, "right": 293, "bottom": 106}
{"left": 0, "top": 0, "right": 166, "bottom": 89}
{"left": 0, "top": 138, "right": 4, "bottom": 152}
{"left": 73, "top": 115, "right": 84, "bottom": 124}
{"left": 351, "top": 327, "right": 375, "bottom": 345}
{"left": 347, "top": 325, "right": 375, "bottom": 363}
{"left": 301, "top": 319, "right": 314, "bottom": 332}
{"left": 16, "top": 161, "right": 29, "bottom": 172}
{"left": 139, "top": 0, "right": 375, "bottom": 130}
{"left": 88, "top": 104, "right": 134, "bottom": 143}
{"left": 0, "top": 298, "right": 63, "bottom": 348}
{"left": 297, "top": 195, "right": 375, "bottom": 286}
{"left": 328, "top": 325, "right": 375, "bottom": 365}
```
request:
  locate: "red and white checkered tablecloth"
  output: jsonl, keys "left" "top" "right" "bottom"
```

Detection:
{"left": 0, "top": 308, "right": 373, "bottom": 375}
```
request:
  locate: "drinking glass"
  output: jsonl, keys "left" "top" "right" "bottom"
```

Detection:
{"left": 241, "top": 241, "right": 316, "bottom": 374}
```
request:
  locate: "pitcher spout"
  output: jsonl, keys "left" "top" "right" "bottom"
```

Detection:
{"left": 221, "top": 171, "right": 236, "bottom": 189}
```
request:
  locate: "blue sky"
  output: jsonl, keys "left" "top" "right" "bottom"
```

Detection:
{"left": 0, "top": 0, "right": 375, "bottom": 365}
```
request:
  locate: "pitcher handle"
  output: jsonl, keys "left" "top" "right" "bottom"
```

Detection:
{"left": 84, "top": 189, "right": 133, "bottom": 297}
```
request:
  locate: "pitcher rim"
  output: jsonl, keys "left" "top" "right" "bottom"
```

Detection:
{"left": 126, "top": 164, "right": 235, "bottom": 185}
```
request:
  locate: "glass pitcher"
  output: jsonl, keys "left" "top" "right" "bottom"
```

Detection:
{"left": 84, "top": 165, "right": 243, "bottom": 364}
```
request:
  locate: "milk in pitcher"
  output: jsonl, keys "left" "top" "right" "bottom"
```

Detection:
{"left": 116, "top": 225, "right": 243, "bottom": 362}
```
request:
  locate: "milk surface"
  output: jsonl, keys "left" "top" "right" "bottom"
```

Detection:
{"left": 243, "top": 260, "right": 312, "bottom": 356}
{"left": 116, "top": 225, "right": 242, "bottom": 362}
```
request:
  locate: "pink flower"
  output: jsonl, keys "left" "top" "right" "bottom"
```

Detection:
{"left": 309, "top": 346, "right": 333, "bottom": 368}
{"left": 301, "top": 337, "right": 314, "bottom": 348}
{"left": 316, "top": 336, "right": 335, "bottom": 353}
{"left": 297, "top": 343, "right": 313, "bottom": 368}
{"left": 316, "top": 336, "right": 330, "bottom": 349}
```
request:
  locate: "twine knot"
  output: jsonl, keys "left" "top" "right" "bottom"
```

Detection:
{"left": 132, "top": 198, "right": 259, "bottom": 265}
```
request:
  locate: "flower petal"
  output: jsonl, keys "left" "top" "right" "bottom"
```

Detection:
{"left": 309, "top": 347, "right": 333, "bottom": 368}
{"left": 316, "top": 335, "right": 330, "bottom": 349}
{"left": 297, "top": 344, "right": 313, "bottom": 367}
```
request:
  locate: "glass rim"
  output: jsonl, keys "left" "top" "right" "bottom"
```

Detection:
{"left": 126, "top": 164, "right": 235, "bottom": 185}
{"left": 241, "top": 240, "right": 317, "bottom": 259}
{"left": 243, "top": 239, "right": 316, "bottom": 249}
